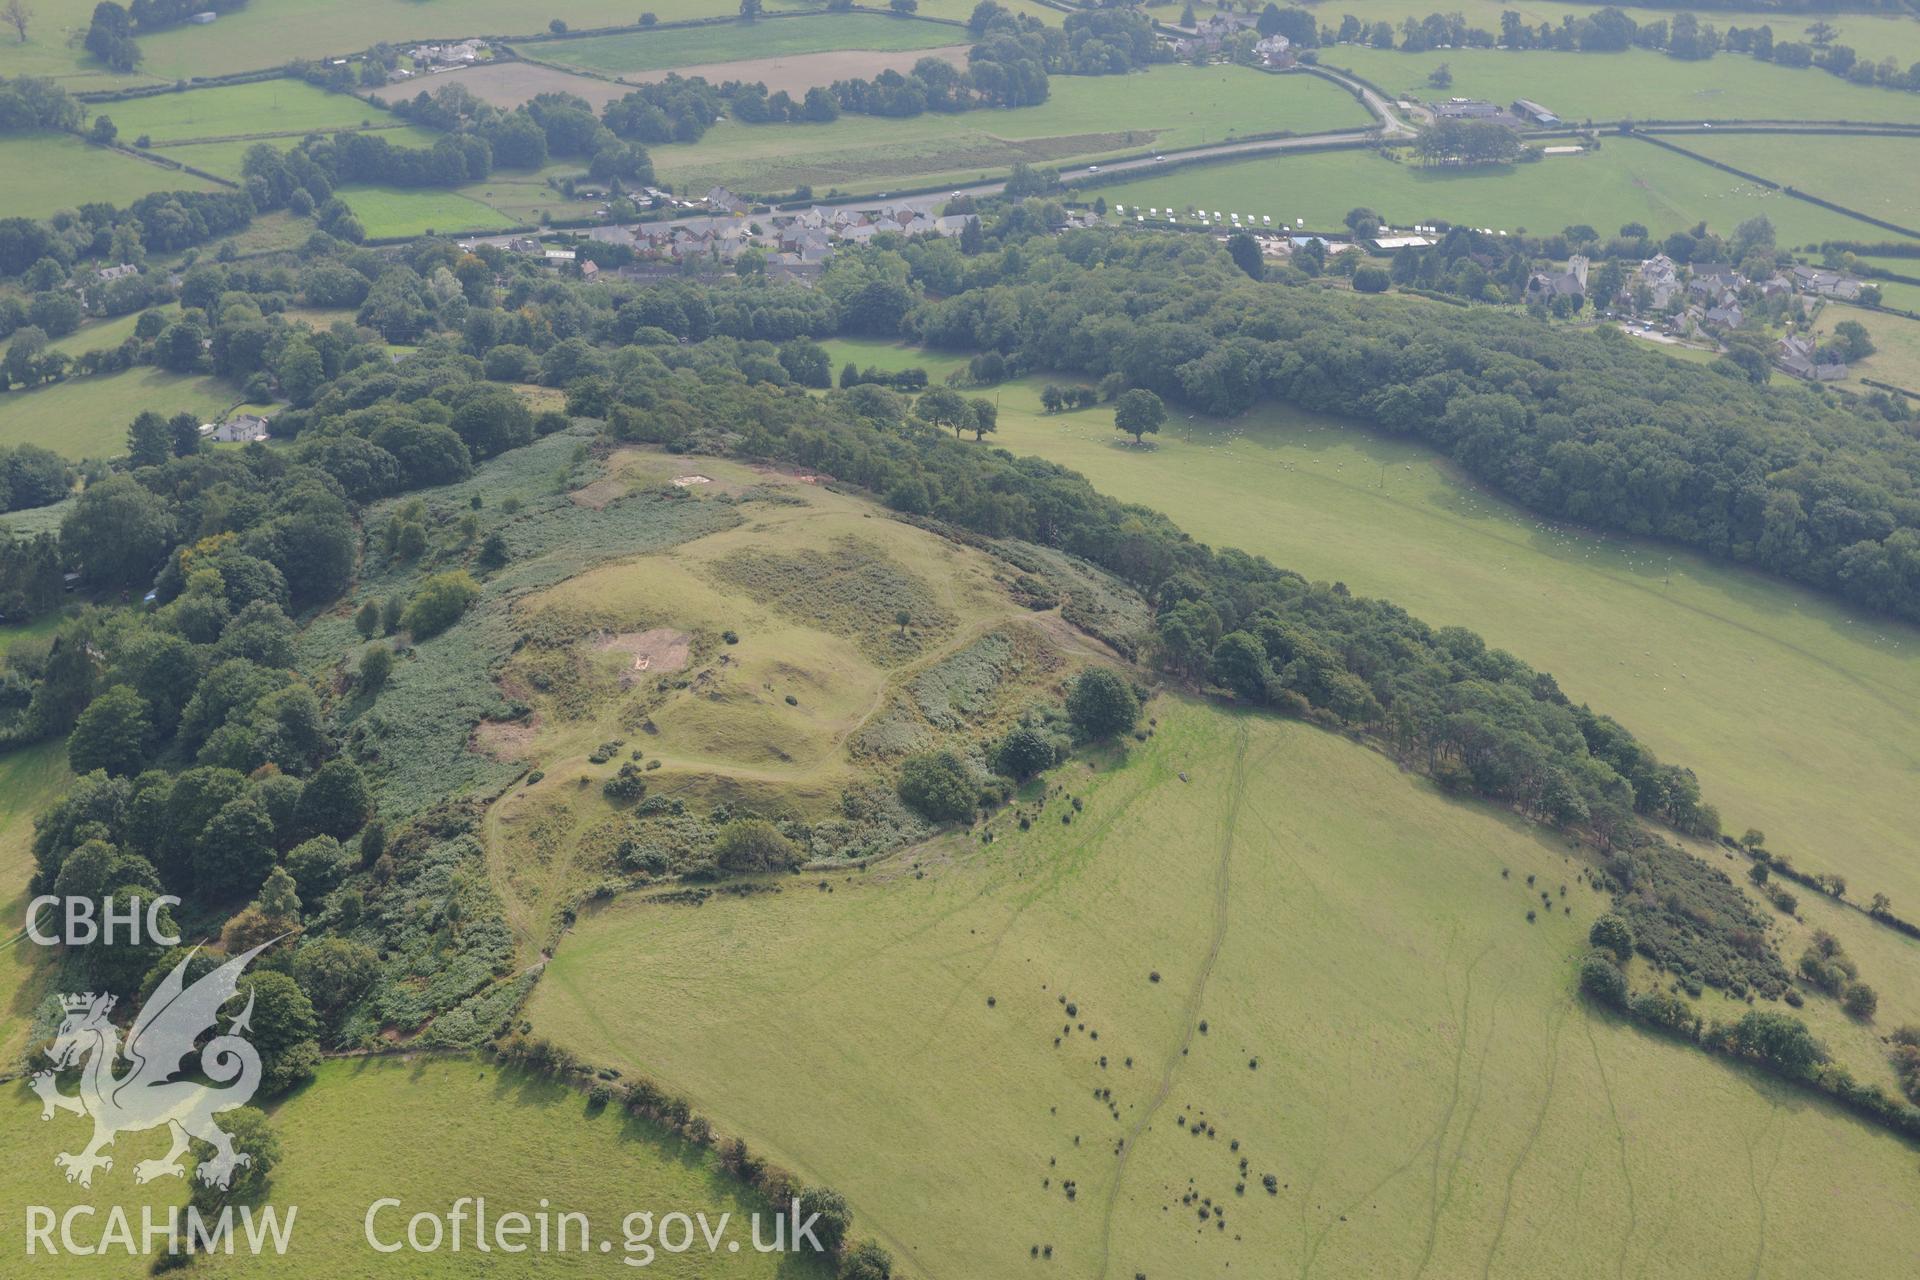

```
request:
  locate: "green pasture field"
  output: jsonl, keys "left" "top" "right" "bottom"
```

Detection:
{"left": 1673, "top": 132, "right": 1920, "bottom": 238}
{"left": 648, "top": 63, "right": 1372, "bottom": 196}
{"left": 0, "top": 1054, "right": 829, "bottom": 1278}
{"left": 0, "top": 0, "right": 162, "bottom": 86}
{"left": 0, "top": 367, "right": 240, "bottom": 460}
{"left": 530, "top": 695, "right": 1920, "bottom": 1279}
{"left": 102, "top": 79, "right": 413, "bottom": 144}
{"left": 1813, "top": 300, "right": 1920, "bottom": 393}
{"left": 975, "top": 368, "right": 1920, "bottom": 921}
{"left": 1327, "top": 44, "right": 1920, "bottom": 126}
{"left": 0, "top": 743, "right": 71, "bottom": 1066}
{"left": 336, "top": 184, "right": 520, "bottom": 238}
{"left": 122, "top": 0, "right": 982, "bottom": 82}
{"left": 0, "top": 133, "right": 221, "bottom": 221}
{"left": 539, "top": 13, "right": 960, "bottom": 75}
{"left": 1095, "top": 135, "right": 1903, "bottom": 244}
{"left": 45, "top": 306, "right": 166, "bottom": 357}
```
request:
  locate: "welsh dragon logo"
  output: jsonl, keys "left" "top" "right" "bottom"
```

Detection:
{"left": 31, "top": 941, "right": 272, "bottom": 1190}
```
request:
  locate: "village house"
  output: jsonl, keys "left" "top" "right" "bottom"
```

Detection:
{"left": 1634, "top": 254, "right": 1682, "bottom": 310}
{"left": 95, "top": 263, "right": 139, "bottom": 283}
{"left": 1253, "top": 35, "right": 1294, "bottom": 68}
{"left": 1788, "top": 264, "right": 1864, "bottom": 301}
{"left": 1775, "top": 333, "right": 1847, "bottom": 381}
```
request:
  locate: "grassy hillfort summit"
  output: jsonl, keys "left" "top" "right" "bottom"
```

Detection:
{"left": 2, "top": 1, "right": 1919, "bottom": 1276}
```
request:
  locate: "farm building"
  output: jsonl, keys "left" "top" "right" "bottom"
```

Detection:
{"left": 1433, "top": 97, "right": 1501, "bottom": 119}
{"left": 1775, "top": 333, "right": 1846, "bottom": 380}
{"left": 1511, "top": 99, "right": 1559, "bottom": 125}
{"left": 188, "top": 10, "right": 217, "bottom": 22}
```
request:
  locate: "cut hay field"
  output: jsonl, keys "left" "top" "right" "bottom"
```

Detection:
{"left": 0, "top": 366, "right": 239, "bottom": 459}
{"left": 976, "top": 369, "right": 1920, "bottom": 918}
{"left": 1328, "top": 45, "right": 1920, "bottom": 126}
{"left": 535, "top": 13, "right": 962, "bottom": 75}
{"left": 529, "top": 696, "right": 1920, "bottom": 1279}
{"left": 370, "top": 60, "right": 639, "bottom": 112}
{"left": 1095, "top": 135, "right": 1896, "bottom": 244}
{"left": 602, "top": 43, "right": 973, "bottom": 98}
{"left": 1674, "top": 132, "right": 1920, "bottom": 237}
{"left": 647, "top": 63, "right": 1372, "bottom": 196}
{"left": 0, "top": 1054, "right": 829, "bottom": 1277}
{"left": 0, "top": 133, "right": 221, "bottom": 220}
{"left": 336, "top": 184, "right": 521, "bottom": 238}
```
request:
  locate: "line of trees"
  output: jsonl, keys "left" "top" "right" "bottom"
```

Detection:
{"left": 1334, "top": 7, "right": 1920, "bottom": 94}
{"left": 906, "top": 227, "right": 1920, "bottom": 624}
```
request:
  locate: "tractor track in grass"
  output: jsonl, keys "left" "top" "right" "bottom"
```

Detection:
{"left": 1481, "top": 998, "right": 1569, "bottom": 1278}
{"left": 1092, "top": 717, "right": 1254, "bottom": 1280}
{"left": 1583, "top": 1013, "right": 1640, "bottom": 1280}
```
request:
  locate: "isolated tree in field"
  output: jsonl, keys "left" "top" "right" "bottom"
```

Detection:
{"left": 967, "top": 396, "right": 997, "bottom": 440}
{"left": 1843, "top": 983, "right": 1878, "bottom": 1021}
{"left": 4, "top": 0, "right": 31, "bottom": 44}
{"left": 1344, "top": 206, "right": 1382, "bottom": 238}
{"left": 401, "top": 570, "right": 479, "bottom": 639}
{"left": 188, "top": 1107, "right": 278, "bottom": 1216}
{"left": 890, "top": 0, "right": 917, "bottom": 12}
{"left": 1066, "top": 668, "right": 1138, "bottom": 739}
{"left": 354, "top": 599, "right": 381, "bottom": 639}
{"left": 994, "top": 725, "right": 1055, "bottom": 781}
{"left": 894, "top": 609, "right": 911, "bottom": 635}
{"left": 1113, "top": 388, "right": 1165, "bottom": 444}
{"left": 1427, "top": 62, "right": 1452, "bottom": 89}
{"left": 1226, "top": 231, "right": 1263, "bottom": 280}
{"left": 913, "top": 385, "right": 969, "bottom": 436}
{"left": 739, "top": 0, "right": 762, "bottom": 16}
